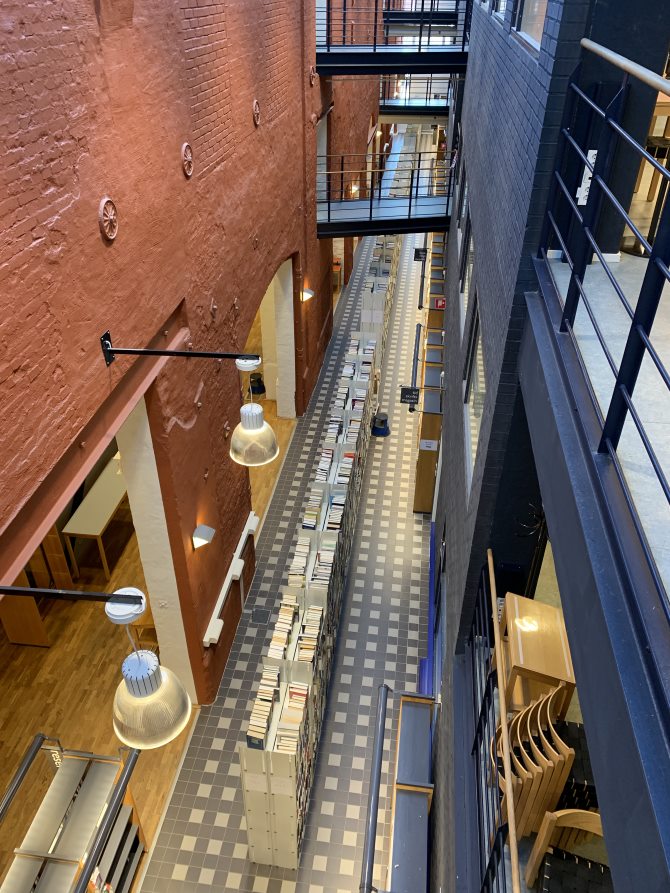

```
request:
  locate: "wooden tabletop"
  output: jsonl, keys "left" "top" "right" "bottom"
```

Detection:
{"left": 502, "top": 592, "right": 575, "bottom": 687}
{"left": 62, "top": 454, "right": 126, "bottom": 538}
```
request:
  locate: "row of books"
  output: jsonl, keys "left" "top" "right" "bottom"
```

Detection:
{"left": 274, "top": 682, "right": 309, "bottom": 755}
{"left": 335, "top": 452, "right": 354, "bottom": 486}
{"left": 297, "top": 605, "right": 323, "bottom": 665}
{"left": 315, "top": 446, "right": 334, "bottom": 481}
{"left": 333, "top": 385, "right": 349, "bottom": 410}
{"left": 346, "top": 416, "right": 361, "bottom": 445}
{"left": 342, "top": 360, "right": 356, "bottom": 379}
{"left": 326, "top": 493, "right": 345, "bottom": 531}
{"left": 311, "top": 539, "right": 336, "bottom": 589}
{"left": 288, "top": 536, "right": 310, "bottom": 587}
{"left": 302, "top": 490, "right": 322, "bottom": 530}
{"left": 347, "top": 337, "right": 360, "bottom": 353}
{"left": 351, "top": 387, "right": 367, "bottom": 411}
{"left": 247, "top": 666, "right": 280, "bottom": 748}
{"left": 324, "top": 416, "right": 343, "bottom": 444}
{"left": 268, "top": 592, "right": 298, "bottom": 659}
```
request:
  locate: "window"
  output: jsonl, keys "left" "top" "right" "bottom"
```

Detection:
{"left": 459, "top": 214, "right": 474, "bottom": 334}
{"left": 513, "top": 0, "right": 547, "bottom": 47}
{"left": 463, "top": 304, "right": 486, "bottom": 483}
{"left": 457, "top": 165, "right": 468, "bottom": 227}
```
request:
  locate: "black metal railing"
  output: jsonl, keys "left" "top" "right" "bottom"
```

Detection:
{"left": 539, "top": 40, "right": 670, "bottom": 609}
{"left": 317, "top": 0, "right": 471, "bottom": 52}
{"left": 379, "top": 73, "right": 461, "bottom": 108}
{"left": 316, "top": 149, "right": 456, "bottom": 224}
{"left": 468, "top": 554, "right": 521, "bottom": 893}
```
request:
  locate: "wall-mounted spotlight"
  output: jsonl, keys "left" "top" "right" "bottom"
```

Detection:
{"left": 192, "top": 524, "right": 216, "bottom": 549}
{"left": 301, "top": 288, "right": 315, "bottom": 303}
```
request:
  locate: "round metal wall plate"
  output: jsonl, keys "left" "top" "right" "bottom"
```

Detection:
{"left": 99, "top": 196, "right": 118, "bottom": 240}
{"left": 181, "top": 142, "right": 194, "bottom": 178}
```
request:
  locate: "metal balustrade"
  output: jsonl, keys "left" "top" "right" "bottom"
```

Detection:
{"left": 539, "top": 40, "right": 670, "bottom": 608}
{"left": 379, "top": 73, "right": 461, "bottom": 112}
{"left": 316, "top": 149, "right": 455, "bottom": 236}
{"left": 315, "top": 0, "right": 471, "bottom": 74}
{"left": 467, "top": 553, "right": 522, "bottom": 893}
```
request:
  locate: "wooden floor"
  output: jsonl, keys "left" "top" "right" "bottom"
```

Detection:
{"left": 244, "top": 308, "right": 297, "bottom": 521}
{"left": 0, "top": 529, "right": 195, "bottom": 885}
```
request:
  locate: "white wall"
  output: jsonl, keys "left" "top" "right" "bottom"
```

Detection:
{"left": 116, "top": 399, "right": 198, "bottom": 703}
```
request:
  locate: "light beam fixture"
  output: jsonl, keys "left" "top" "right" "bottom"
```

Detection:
{"left": 0, "top": 584, "right": 192, "bottom": 751}
{"left": 192, "top": 524, "right": 216, "bottom": 549}
{"left": 99, "top": 331, "right": 279, "bottom": 468}
{"left": 301, "top": 288, "right": 315, "bottom": 303}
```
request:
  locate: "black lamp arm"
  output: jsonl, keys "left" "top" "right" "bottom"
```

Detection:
{"left": 0, "top": 585, "right": 143, "bottom": 605}
{"left": 100, "top": 331, "right": 261, "bottom": 367}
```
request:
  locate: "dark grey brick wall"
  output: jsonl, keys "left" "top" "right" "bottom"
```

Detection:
{"left": 430, "top": 2, "right": 591, "bottom": 891}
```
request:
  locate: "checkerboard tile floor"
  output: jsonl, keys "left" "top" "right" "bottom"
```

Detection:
{"left": 139, "top": 234, "right": 430, "bottom": 892}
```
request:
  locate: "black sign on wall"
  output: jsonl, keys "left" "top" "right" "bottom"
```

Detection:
{"left": 414, "top": 248, "right": 427, "bottom": 262}
{"left": 400, "top": 386, "right": 420, "bottom": 405}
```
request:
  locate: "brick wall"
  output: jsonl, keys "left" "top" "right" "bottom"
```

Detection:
{"left": 0, "top": 0, "right": 377, "bottom": 701}
{"left": 430, "top": 1, "right": 591, "bottom": 890}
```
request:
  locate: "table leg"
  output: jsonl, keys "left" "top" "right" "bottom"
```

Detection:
{"left": 65, "top": 535, "right": 80, "bottom": 580}
{"left": 97, "top": 535, "right": 111, "bottom": 580}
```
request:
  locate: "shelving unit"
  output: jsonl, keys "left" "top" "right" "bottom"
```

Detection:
{"left": 414, "top": 231, "right": 446, "bottom": 513}
{"left": 0, "top": 750, "right": 144, "bottom": 893}
{"left": 239, "top": 237, "right": 399, "bottom": 869}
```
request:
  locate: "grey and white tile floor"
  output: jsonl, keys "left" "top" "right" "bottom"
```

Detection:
{"left": 139, "top": 233, "right": 430, "bottom": 893}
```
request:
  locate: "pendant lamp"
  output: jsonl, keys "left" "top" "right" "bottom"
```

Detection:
{"left": 229, "top": 403, "right": 279, "bottom": 467}
{"left": 230, "top": 357, "right": 279, "bottom": 467}
{"left": 106, "top": 588, "right": 192, "bottom": 750}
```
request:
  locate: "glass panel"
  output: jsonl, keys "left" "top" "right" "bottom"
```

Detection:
{"left": 466, "top": 331, "right": 486, "bottom": 468}
{"left": 519, "top": 0, "right": 547, "bottom": 45}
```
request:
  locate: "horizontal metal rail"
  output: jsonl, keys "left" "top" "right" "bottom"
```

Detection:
{"left": 540, "top": 42, "right": 670, "bottom": 611}
{"left": 0, "top": 734, "right": 48, "bottom": 823}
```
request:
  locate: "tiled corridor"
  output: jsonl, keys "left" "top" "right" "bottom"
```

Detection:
{"left": 139, "top": 232, "right": 431, "bottom": 893}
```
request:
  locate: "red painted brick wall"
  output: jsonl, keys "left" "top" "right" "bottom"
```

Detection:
{"left": 0, "top": 0, "right": 378, "bottom": 701}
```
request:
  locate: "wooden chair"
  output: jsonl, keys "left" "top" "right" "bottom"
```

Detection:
{"left": 525, "top": 808, "right": 603, "bottom": 888}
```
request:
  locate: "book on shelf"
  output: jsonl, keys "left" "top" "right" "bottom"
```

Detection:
{"left": 288, "top": 535, "right": 310, "bottom": 587}
{"left": 302, "top": 490, "right": 321, "bottom": 529}
{"left": 326, "top": 492, "right": 345, "bottom": 530}
{"left": 315, "top": 446, "right": 334, "bottom": 481}
{"left": 247, "top": 665, "right": 280, "bottom": 748}
{"left": 324, "top": 418, "right": 342, "bottom": 444}
{"left": 335, "top": 453, "right": 354, "bottom": 487}
{"left": 342, "top": 361, "right": 355, "bottom": 379}
{"left": 333, "top": 386, "right": 349, "bottom": 410}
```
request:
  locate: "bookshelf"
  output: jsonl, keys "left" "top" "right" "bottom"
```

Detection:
{"left": 414, "top": 231, "right": 446, "bottom": 513}
{"left": 239, "top": 234, "right": 398, "bottom": 869}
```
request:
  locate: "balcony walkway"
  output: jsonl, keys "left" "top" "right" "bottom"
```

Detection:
{"left": 316, "top": 44, "right": 468, "bottom": 75}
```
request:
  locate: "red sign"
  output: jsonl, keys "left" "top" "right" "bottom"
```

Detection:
{"left": 434, "top": 297, "right": 446, "bottom": 310}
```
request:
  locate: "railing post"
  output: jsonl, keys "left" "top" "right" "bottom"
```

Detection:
{"left": 326, "top": 0, "right": 331, "bottom": 50}
{"left": 416, "top": 152, "right": 422, "bottom": 202}
{"left": 408, "top": 166, "right": 415, "bottom": 218}
{"left": 369, "top": 166, "right": 375, "bottom": 222}
{"left": 599, "top": 191, "right": 670, "bottom": 452}
{"left": 418, "top": 0, "right": 425, "bottom": 51}
{"left": 340, "top": 155, "right": 345, "bottom": 201}
{"left": 327, "top": 166, "right": 331, "bottom": 223}
{"left": 560, "top": 82, "right": 627, "bottom": 332}
{"left": 373, "top": 0, "right": 378, "bottom": 51}
{"left": 359, "top": 684, "right": 391, "bottom": 893}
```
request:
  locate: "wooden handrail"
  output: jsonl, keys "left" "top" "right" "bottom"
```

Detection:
{"left": 487, "top": 549, "right": 522, "bottom": 893}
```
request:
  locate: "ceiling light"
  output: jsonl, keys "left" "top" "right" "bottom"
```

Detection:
{"left": 230, "top": 403, "right": 279, "bottom": 467}
{"left": 192, "top": 524, "right": 215, "bottom": 549}
{"left": 301, "top": 288, "right": 315, "bottom": 303}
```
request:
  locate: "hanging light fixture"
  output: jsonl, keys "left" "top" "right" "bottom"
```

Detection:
{"left": 106, "top": 588, "right": 192, "bottom": 750}
{"left": 230, "top": 357, "right": 279, "bottom": 467}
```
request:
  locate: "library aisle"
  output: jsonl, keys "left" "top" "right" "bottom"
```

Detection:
{"left": 139, "top": 234, "right": 430, "bottom": 893}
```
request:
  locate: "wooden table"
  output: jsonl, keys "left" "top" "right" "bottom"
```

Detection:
{"left": 62, "top": 454, "right": 127, "bottom": 580}
{"left": 500, "top": 593, "right": 575, "bottom": 718}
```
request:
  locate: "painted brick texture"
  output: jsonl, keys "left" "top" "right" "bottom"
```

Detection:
{"left": 0, "top": 0, "right": 378, "bottom": 701}
{"left": 431, "top": 2, "right": 591, "bottom": 891}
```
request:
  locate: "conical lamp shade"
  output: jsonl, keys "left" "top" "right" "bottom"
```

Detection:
{"left": 112, "top": 651, "right": 191, "bottom": 750}
{"left": 230, "top": 403, "right": 279, "bottom": 467}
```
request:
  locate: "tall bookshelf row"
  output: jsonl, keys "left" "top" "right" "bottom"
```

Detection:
{"left": 238, "top": 238, "right": 400, "bottom": 870}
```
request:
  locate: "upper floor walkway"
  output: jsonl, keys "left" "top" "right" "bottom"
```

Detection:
{"left": 316, "top": 0, "right": 470, "bottom": 75}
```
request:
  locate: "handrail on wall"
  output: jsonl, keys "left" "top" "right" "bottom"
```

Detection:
{"left": 486, "top": 549, "right": 522, "bottom": 893}
{"left": 202, "top": 511, "right": 259, "bottom": 647}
